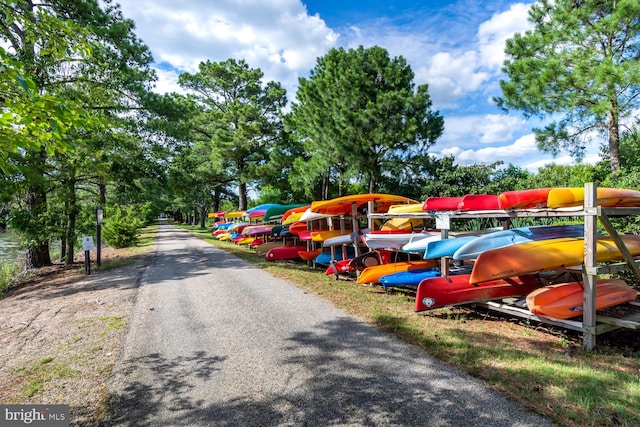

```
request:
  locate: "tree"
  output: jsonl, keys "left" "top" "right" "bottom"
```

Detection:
{"left": 496, "top": 0, "right": 640, "bottom": 174}
{"left": 287, "top": 46, "right": 444, "bottom": 195}
{"left": 1, "top": 0, "right": 156, "bottom": 268}
{"left": 178, "top": 59, "right": 287, "bottom": 210}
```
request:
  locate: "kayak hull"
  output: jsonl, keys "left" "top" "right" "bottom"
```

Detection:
{"left": 415, "top": 274, "right": 544, "bottom": 312}
{"left": 526, "top": 280, "right": 638, "bottom": 319}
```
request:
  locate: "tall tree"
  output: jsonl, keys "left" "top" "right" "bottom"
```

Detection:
{"left": 287, "top": 46, "right": 444, "bottom": 195}
{"left": 1, "top": 0, "right": 156, "bottom": 268}
{"left": 178, "top": 59, "right": 287, "bottom": 210}
{"left": 496, "top": 0, "right": 640, "bottom": 174}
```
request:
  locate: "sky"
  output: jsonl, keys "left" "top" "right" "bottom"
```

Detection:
{"left": 114, "top": 0, "right": 602, "bottom": 173}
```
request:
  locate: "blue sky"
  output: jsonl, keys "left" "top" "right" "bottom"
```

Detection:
{"left": 115, "top": 0, "right": 601, "bottom": 172}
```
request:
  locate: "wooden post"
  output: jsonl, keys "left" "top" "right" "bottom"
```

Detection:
{"left": 583, "top": 182, "right": 598, "bottom": 350}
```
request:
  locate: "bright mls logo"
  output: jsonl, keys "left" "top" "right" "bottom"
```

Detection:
{"left": 1, "top": 405, "right": 69, "bottom": 426}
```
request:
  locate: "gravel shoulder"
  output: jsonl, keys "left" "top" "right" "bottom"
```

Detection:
{"left": 0, "top": 246, "right": 151, "bottom": 426}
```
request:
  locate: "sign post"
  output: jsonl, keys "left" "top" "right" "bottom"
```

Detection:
{"left": 96, "top": 208, "right": 103, "bottom": 268}
{"left": 82, "top": 236, "right": 94, "bottom": 275}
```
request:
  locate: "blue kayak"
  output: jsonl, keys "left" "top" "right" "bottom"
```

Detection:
{"left": 452, "top": 224, "right": 584, "bottom": 260}
{"left": 424, "top": 236, "right": 478, "bottom": 259}
{"left": 314, "top": 247, "right": 356, "bottom": 264}
{"left": 379, "top": 268, "right": 441, "bottom": 289}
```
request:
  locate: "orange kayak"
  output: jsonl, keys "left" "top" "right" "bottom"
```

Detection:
{"left": 526, "top": 279, "right": 638, "bottom": 319}
{"left": 356, "top": 260, "right": 437, "bottom": 285}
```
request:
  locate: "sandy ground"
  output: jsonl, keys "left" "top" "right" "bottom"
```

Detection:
{"left": 0, "top": 247, "right": 148, "bottom": 426}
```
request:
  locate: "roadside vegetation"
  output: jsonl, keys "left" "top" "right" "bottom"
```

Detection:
{"left": 177, "top": 222, "right": 640, "bottom": 427}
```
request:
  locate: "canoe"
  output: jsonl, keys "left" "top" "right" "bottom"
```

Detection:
{"left": 282, "top": 211, "right": 305, "bottom": 225}
{"left": 379, "top": 268, "right": 441, "bottom": 289}
{"left": 243, "top": 225, "right": 274, "bottom": 236}
{"left": 422, "top": 197, "right": 463, "bottom": 211}
{"left": 469, "top": 234, "right": 640, "bottom": 284}
{"left": 265, "top": 245, "right": 307, "bottom": 261}
{"left": 298, "top": 249, "right": 321, "bottom": 261}
{"left": 415, "top": 274, "right": 545, "bottom": 312}
{"left": 348, "top": 251, "right": 383, "bottom": 271}
{"left": 356, "top": 260, "right": 437, "bottom": 285}
{"left": 263, "top": 203, "right": 307, "bottom": 222}
{"left": 498, "top": 188, "right": 552, "bottom": 210}
{"left": 325, "top": 259, "right": 355, "bottom": 276}
{"left": 281, "top": 205, "right": 310, "bottom": 223}
{"left": 322, "top": 229, "right": 369, "bottom": 247}
{"left": 255, "top": 241, "right": 283, "bottom": 255}
{"left": 423, "top": 236, "right": 477, "bottom": 259}
{"left": 310, "top": 193, "right": 419, "bottom": 216}
{"left": 453, "top": 224, "right": 585, "bottom": 260}
{"left": 314, "top": 247, "right": 356, "bottom": 264}
{"left": 364, "top": 231, "right": 440, "bottom": 251}
{"left": 381, "top": 204, "right": 426, "bottom": 231}
{"left": 288, "top": 221, "right": 308, "bottom": 236}
{"left": 546, "top": 187, "right": 640, "bottom": 208}
{"left": 224, "top": 210, "right": 246, "bottom": 219}
{"left": 401, "top": 234, "right": 443, "bottom": 253}
{"left": 526, "top": 279, "right": 638, "bottom": 319}
{"left": 234, "top": 236, "right": 255, "bottom": 245}
{"left": 311, "top": 229, "right": 349, "bottom": 242}
{"left": 457, "top": 194, "right": 500, "bottom": 211}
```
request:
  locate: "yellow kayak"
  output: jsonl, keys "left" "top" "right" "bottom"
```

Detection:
{"left": 470, "top": 235, "right": 640, "bottom": 284}
{"left": 547, "top": 187, "right": 640, "bottom": 208}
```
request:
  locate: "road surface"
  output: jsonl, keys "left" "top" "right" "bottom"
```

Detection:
{"left": 104, "top": 221, "right": 554, "bottom": 426}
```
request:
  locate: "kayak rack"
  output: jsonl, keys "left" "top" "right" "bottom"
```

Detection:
{"left": 368, "top": 182, "right": 640, "bottom": 350}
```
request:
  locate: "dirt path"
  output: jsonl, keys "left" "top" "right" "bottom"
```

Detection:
{"left": 0, "top": 247, "right": 150, "bottom": 426}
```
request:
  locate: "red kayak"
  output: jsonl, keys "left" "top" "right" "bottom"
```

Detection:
{"left": 325, "top": 259, "right": 355, "bottom": 276}
{"left": 526, "top": 279, "right": 638, "bottom": 319}
{"left": 265, "top": 245, "right": 308, "bottom": 261}
{"left": 498, "top": 188, "right": 552, "bottom": 210}
{"left": 457, "top": 194, "right": 500, "bottom": 211}
{"left": 415, "top": 274, "right": 544, "bottom": 312}
{"left": 423, "top": 197, "right": 463, "bottom": 211}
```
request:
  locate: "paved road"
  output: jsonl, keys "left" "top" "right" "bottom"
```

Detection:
{"left": 104, "top": 222, "right": 554, "bottom": 426}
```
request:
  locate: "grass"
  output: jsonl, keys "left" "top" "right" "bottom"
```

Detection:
{"left": 176, "top": 221, "right": 640, "bottom": 427}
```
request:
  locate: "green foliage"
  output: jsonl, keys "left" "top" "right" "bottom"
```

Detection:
{"left": 287, "top": 45, "right": 444, "bottom": 196}
{"left": 178, "top": 59, "right": 287, "bottom": 210}
{"left": 419, "top": 157, "right": 530, "bottom": 198}
{"left": 496, "top": 0, "right": 640, "bottom": 173}
{"left": 102, "top": 205, "right": 143, "bottom": 248}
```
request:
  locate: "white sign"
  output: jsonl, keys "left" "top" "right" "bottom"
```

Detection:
{"left": 435, "top": 213, "right": 450, "bottom": 230}
{"left": 82, "top": 236, "right": 94, "bottom": 251}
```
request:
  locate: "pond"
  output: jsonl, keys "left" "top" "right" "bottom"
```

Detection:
{"left": 0, "top": 230, "right": 23, "bottom": 265}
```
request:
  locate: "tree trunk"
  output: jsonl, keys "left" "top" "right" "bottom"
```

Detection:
{"left": 608, "top": 106, "right": 621, "bottom": 174}
{"left": 238, "top": 182, "right": 248, "bottom": 210}
{"left": 322, "top": 175, "right": 329, "bottom": 200}
{"left": 65, "top": 176, "right": 78, "bottom": 266}
{"left": 24, "top": 149, "right": 52, "bottom": 269}
{"left": 199, "top": 203, "right": 207, "bottom": 228}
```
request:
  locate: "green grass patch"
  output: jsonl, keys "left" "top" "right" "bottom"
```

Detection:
{"left": 99, "top": 315, "right": 126, "bottom": 333}
{"left": 174, "top": 221, "right": 640, "bottom": 427}
{"left": 12, "top": 356, "right": 80, "bottom": 400}
{"left": 0, "top": 261, "right": 20, "bottom": 298}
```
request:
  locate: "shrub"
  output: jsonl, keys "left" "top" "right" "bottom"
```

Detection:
{"left": 102, "top": 205, "right": 143, "bottom": 248}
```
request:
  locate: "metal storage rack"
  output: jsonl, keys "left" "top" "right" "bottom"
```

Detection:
{"left": 368, "top": 183, "right": 640, "bottom": 350}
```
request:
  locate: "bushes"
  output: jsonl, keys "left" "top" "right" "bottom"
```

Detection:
{"left": 102, "top": 205, "right": 144, "bottom": 248}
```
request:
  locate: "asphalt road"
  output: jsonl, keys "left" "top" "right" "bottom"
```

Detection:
{"left": 104, "top": 221, "right": 555, "bottom": 426}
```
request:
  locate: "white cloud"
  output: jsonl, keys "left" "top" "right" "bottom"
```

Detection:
{"left": 439, "top": 133, "right": 538, "bottom": 165}
{"left": 477, "top": 3, "right": 533, "bottom": 70}
{"left": 117, "top": 0, "right": 338, "bottom": 94}
{"left": 440, "top": 114, "right": 526, "bottom": 147}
